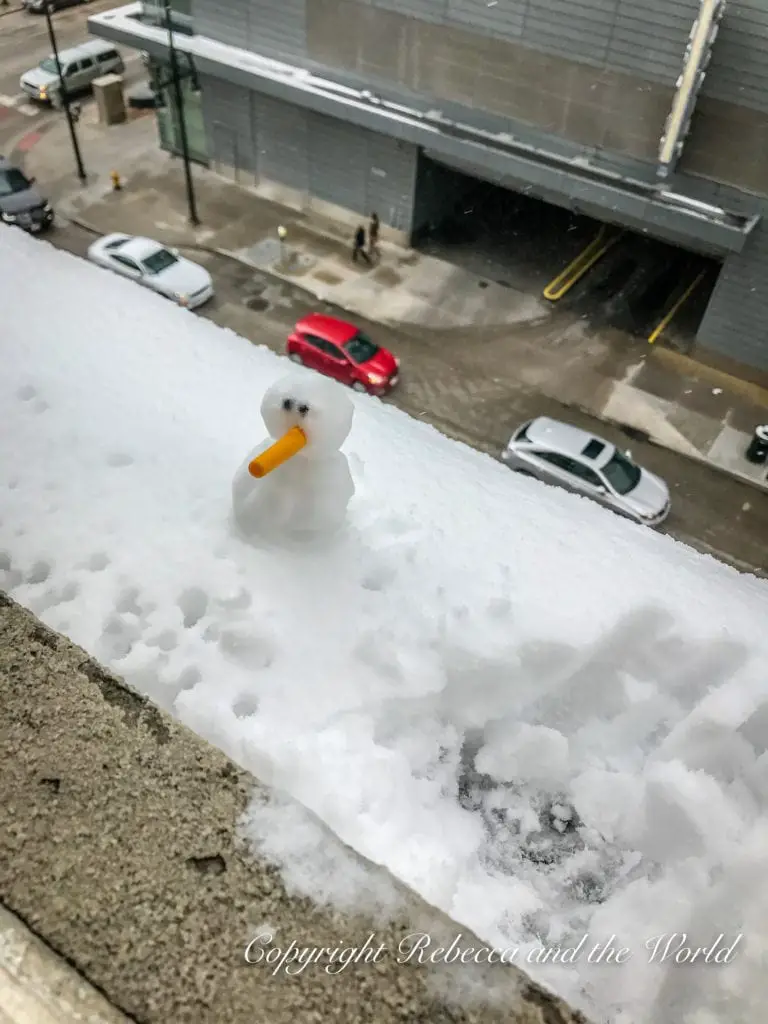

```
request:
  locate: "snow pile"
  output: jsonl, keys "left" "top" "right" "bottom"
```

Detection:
{"left": 1, "top": 225, "right": 768, "bottom": 1024}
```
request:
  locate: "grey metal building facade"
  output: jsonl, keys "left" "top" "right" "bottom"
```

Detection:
{"left": 90, "top": 0, "right": 768, "bottom": 374}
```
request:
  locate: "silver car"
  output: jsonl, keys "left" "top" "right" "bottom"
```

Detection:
{"left": 87, "top": 233, "right": 214, "bottom": 309}
{"left": 501, "top": 417, "right": 671, "bottom": 527}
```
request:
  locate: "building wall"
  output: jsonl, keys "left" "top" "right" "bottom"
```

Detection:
{"left": 697, "top": 223, "right": 768, "bottom": 373}
{"left": 670, "top": 173, "right": 768, "bottom": 373}
{"left": 191, "top": 0, "right": 305, "bottom": 60}
{"left": 198, "top": 75, "right": 418, "bottom": 234}
{"left": 190, "top": 0, "right": 768, "bottom": 197}
{"left": 188, "top": 1, "right": 768, "bottom": 372}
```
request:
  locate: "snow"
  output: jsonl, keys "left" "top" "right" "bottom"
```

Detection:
{"left": 2, "top": 225, "right": 768, "bottom": 1023}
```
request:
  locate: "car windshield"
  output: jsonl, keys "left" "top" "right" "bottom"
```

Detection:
{"left": 39, "top": 58, "right": 61, "bottom": 75}
{"left": 0, "top": 168, "right": 31, "bottom": 197}
{"left": 602, "top": 451, "right": 642, "bottom": 494}
{"left": 140, "top": 248, "right": 179, "bottom": 275}
{"left": 344, "top": 331, "right": 379, "bottom": 363}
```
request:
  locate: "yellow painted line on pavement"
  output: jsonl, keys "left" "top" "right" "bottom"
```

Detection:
{"left": 648, "top": 270, "right": 706, "bottom": 345}
{"left": 543, "top": 226, "right": 623, "bottom": 302}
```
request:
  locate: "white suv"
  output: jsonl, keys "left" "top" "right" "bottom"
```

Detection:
{"left": 20, "top": 39, "right": 124, "bottom": 107}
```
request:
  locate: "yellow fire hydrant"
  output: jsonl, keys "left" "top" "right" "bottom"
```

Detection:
{"left": 110, "top": 170, "right": 122, "bottom": 192}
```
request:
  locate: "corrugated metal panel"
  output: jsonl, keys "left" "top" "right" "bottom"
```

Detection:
{"left": 698, "top": 215, "right": 768, "bottom": 370}
{"left": 308, "top": 113, "right": 369, "bottom": 212}
{"left": 367, "top": 0, "right": 448, "bottom": 22}
{"left": 245, "top": 89, "right": 417, "bottom": 228}
{"left": 605, "top": 0, "right": 699, "bottom": 83}
{"left": 523, "top": 0, "right": 614, "bottom": 63}
{"left": 192, "top": 0, "right": 306, "bottom": 60}
{"left": 245, "top": 0, "right": 306, "bottom": 60}
{"left": 703, "top": 18, "right": 768, "bottom": 113}
{"left": 365, "top": 132, "right": 418, "bottom": 230}
{"left": 199, "top": 75, "right": 255, "bottom": 170}
{"left": 252, "top": 92, "right": 309, "bottom": 193}
{"left": 445, "top": 0, "right": 525, "bottom": 39}
{"left": 190, "top": 0, "right": 248, "bottom": 49}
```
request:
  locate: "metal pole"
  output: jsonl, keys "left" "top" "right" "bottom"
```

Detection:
{"left": 164, "top": 0, "right": 199, "bottom": 225}
{"left": 44, "top": 2, "right": 86, "bottom": 183}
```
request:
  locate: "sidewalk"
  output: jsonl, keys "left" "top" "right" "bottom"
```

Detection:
{"left": 19, "top": 108, "right": 768, "bottom": 491}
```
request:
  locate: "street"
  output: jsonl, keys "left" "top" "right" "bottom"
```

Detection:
{"left": 49, "top": 216, "right": 768, "bottom": 577}
{"left": 0, "top": 0, "right": 141, "bottom": 153}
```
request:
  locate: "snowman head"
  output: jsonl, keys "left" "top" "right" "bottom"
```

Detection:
{"left": 249, "top": 372, "right": 354, "bottom": 477}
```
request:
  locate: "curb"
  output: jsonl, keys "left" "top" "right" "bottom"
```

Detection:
{"left": 62, "top": 212, "right": 768, "bottom": 498}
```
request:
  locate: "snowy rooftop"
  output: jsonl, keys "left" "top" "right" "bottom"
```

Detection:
{"left": 1, "top": 225, "right": 767, "bottom": 1024}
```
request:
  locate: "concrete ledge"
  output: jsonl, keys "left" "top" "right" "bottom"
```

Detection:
{"left": 0, "top": 593, "right": 589, "bottom": 1024}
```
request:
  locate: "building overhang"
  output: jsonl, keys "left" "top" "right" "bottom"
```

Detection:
{"left": 89, "top": 3, "right": 758, "bottom": 257}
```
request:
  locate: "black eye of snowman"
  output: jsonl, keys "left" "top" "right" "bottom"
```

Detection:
{"left": 297, "top": 403, "right": 310, "bottom": 417}
{"left": 282, "top": 398, "right": 294, "bottom": 411}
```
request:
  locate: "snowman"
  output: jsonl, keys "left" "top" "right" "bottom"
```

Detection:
{"left": 231, "top": 371, "right": 356, "bottom": 544}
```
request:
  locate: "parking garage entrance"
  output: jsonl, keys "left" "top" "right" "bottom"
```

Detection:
{"left": 411, "top": 153, "right": 721, "bottom": 350}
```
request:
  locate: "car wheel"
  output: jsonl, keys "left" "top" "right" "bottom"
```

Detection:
{"left": 288, "top": 352, "right": 303, "bottom": 364}
{"left": 352, "top": 381, "right": 368, "bottom": 393}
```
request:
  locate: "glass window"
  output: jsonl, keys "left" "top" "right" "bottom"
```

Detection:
{"left": 140, "top": 248, "right": 178, "bottom": 274}
{"left": 324, "top": 342, "right": 345, "bottom": 360}
{"left": 0, "top": 168, "right": 31, "bottom": 197}
{"left": 537, "top": 452, "right": 576, "bottom": 473}
{"left": 582, "top": 439, "right": 605, "bottom": 459}
{"left": 567, "top": 461, "right": 604, "bottom": 487}
{"left": 112, "top": 254, "right": 141, "bottom": 272}
{"left": 344, "top": 331, "right": 378, "bottom": 363}
{"left": 39, "top": 57, "right": 62, "bottom": 75}
{"left": 602, "top": 451, "right": 642, "bottom": 494}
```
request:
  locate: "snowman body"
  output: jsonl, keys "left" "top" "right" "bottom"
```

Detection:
{"left": 231, "top": 372, "right": 356, "bottom": 544}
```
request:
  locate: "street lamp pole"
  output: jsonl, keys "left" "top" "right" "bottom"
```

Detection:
{"left": 44, "top": 2, "right": 86, "bottom": 183}
{"left": 163, "top": 0, "right": 199, "bottom": 225}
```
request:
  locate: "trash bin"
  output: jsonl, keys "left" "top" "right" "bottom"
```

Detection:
{"left": 745, "top": 424, "right": 768, "bottom": 464}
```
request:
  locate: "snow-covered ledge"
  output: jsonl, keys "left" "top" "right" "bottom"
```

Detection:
{"left": 0, "top": 593, "right": 589, "bottom": 1024}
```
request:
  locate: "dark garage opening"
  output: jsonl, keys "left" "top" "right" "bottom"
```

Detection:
{"left": 411, "top": 152, "right": 722, "bottom": 349}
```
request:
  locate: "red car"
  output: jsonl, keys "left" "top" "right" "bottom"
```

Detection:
{"left": 286, "top": 314, "right": 399, "bottom": 395}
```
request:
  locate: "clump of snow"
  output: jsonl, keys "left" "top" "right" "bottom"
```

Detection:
{"left": 242, "top": 789, "right": 404, "bottom": 920}
{"left": 2, "top": 226, "right": 768, "bottom": 1024}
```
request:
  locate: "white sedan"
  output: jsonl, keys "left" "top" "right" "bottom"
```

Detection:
{"left": 87, "top": 233, "right": 214, "bottom": 309}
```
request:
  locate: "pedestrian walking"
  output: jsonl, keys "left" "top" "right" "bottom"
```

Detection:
{"left": 352, "top": 224, "right": 372, "bottom": 265}
{"left": 368, "top": 212, "right": 380, "bottom": 261}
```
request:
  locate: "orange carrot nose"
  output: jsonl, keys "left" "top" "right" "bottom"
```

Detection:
{"left": 248, "top": 425, "right": 307, "bottom": 478}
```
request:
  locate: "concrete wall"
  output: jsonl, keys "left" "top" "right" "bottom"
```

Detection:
{"left": 199, "top": 75, "right": 418, "bottom": 237}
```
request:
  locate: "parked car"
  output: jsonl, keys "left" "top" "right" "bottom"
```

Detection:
{"left": 22, "top": 0, "right": 91, "bottom": 12}
{"left": 87, "top": 233, "right": 214, "bottom": 309}
{"left": 20, "top": 39, "right": 123, "bottom": 107}
{"left": 286, "top": 314, "right": 399, "bottom": 395}
{"left": 0, "top": 157, "right": 54, "bottom": 234}
{"left": 501, "top": 417, "right": 671, "bottom": 527}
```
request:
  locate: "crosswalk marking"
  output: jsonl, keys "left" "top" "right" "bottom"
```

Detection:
{"left": 0, "top": 92, "right": 40, "bottom": 117}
